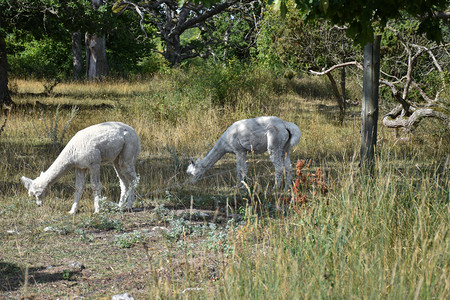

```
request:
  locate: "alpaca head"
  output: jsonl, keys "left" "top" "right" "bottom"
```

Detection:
{"left": 186, "top": 158, "right": 204, "bottom": 183}
{"left": 20, "top": 176, "right": 48, "bottom": 206}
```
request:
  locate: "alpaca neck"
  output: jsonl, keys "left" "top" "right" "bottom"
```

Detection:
{"left": 36, "top": 147, "right": 74, "bottom": 187}
{"left": 198, "top": 141, "right": 227, "bottom": 173}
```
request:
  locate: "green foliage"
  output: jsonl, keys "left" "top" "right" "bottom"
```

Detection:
{"left": 207, "top": 6, "right": 261, "bottom": 61}
{"left": 254, "top": 5, "right": 287, "bottom": 71}
{"left": 256, "top": 3, "right": 359, "bottom": 72}
{"left": 3, "top": 0, "right": 163, "bottom": 79}
{"left": 62, "top": 269, "right": 71, "bottom": 281}
{"left": 7, "top": 33, "right": 72, "bottom": 80}
{"left": 138, "top": 61, "right": 288, "bottom": 124}
{"left": 6, "top": 22, "right": 160, "bottom": 80}
{"left": 272, "top": 0, "right": 448, "bottom": 45}
{"left": 165, "top": 218, "right": 193, "bottom": 241}
{"left": 84, "top": 215, "right": 123, "bottom": 231}
{"left": 106, "top": 12, "right": 158, "bottom": 76}
{"left": 203, "top": 220, "right": 237, "bottom": 254}
{"left": 114, "top": 230, "right": 147, "bottom": 248}
{"left": 181, "top": 61, "right": 286, "bottom": 110}
{"left": 163, "top": 216, "right": 237, "bottom": 255}
{"left": 137, "top": 53, "right": 169, "bottom": 76}
{"left": 142, "top": 90, "right": 195, "bottom": 125}
{"left": 82, "top": 203, "right": 124, "bottom": 231}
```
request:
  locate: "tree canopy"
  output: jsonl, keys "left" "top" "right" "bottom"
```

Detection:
{"left": 273, "top": 0, "right": 449, "bottom": 45}
{"left": 112, "top": 0, "right": 261, "bottom": 67}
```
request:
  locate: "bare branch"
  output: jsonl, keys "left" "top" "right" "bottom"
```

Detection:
{"left": 309, "top": 61, "right": 363, "bottom": 75}
{"left": 380, "top": 80, "right": 411, "bottom": 113}
{"left": 383, "top": 107, "right": 450, "bottom": 132}
{"left": 174, "top": 1, "right": 238, "bottom": 37}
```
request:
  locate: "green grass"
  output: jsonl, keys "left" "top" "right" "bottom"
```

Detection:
{"left": 217, "top": 161, "right": 448, "bottom": 299}
{"left": 0, "top": 66, "right": 448, "bottom": 299}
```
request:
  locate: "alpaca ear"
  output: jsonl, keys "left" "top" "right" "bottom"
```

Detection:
{"left": 21, "top": 176, "right": 32, "bottom": 190}
{"left": 190, "top": 157, "right": 195, "bottom": 165}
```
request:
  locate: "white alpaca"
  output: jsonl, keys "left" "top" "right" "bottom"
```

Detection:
{"left": 187, "top": 116, "right": 301, "bottom": 189}
{"left": 21, "top": 122, "right": 141, "bottom": 214}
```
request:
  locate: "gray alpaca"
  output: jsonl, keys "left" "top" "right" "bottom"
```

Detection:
{"left": 187, "top": 116, "right": 301, "bottom": 189}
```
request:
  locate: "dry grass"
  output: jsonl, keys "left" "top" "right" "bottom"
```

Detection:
{"left": 1, "top": 71, "right": 448, "bottom": 299}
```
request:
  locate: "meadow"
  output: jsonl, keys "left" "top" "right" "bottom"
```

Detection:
{"left": 0, "top": 66, "right": 448, "bottom": 299}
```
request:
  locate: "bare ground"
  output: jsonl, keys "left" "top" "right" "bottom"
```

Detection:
{"left": 1, "top": 206, "right": 235, "bottom": 299}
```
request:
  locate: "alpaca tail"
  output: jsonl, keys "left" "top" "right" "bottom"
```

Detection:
{"left": 286, "top": 122, "right": 302, "bottom": 148}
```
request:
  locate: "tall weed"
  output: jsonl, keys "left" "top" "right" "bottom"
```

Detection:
{"left": 32, "top": 104, "right": 78, "bottom": 149}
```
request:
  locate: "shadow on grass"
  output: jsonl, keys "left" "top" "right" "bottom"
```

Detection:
{"left": 288, "top": 77, "right": 334, "bottom": 100}
{"left": 13, "top": 100, "right": 114, "bottom": 112}
{"left": 0, "top": 261, "right": 82, "bottom": 292}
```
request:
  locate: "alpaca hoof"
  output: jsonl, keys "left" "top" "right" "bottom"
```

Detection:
{"left": 235, "top": 184, "right": 246, "bottom": 191}
{"left": 272, "top": 185, "right": 282, "bottom": 192}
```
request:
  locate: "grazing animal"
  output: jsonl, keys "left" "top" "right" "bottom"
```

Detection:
{"left": 187, "top": 116, "right": 301, "bottom": 189}
{"left": 21, "top": 122, "right": 141, "bottom": 214}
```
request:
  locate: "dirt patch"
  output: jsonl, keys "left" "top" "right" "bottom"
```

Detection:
{"left": 0, "top": 207, "right": 237, "bottom": 299}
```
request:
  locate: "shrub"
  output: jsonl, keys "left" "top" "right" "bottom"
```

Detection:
{"left": 114, "top": 230, "right": 147, "bottom": 248}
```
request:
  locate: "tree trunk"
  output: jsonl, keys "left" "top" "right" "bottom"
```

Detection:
{"left": 0, "top": 36, "right": 13, "bottom": 108}
{"left": 72, "top": 31, "right": 83, "bottom": 80}
{"left": 85, "top": 33, "right": 108, "bottom": 80}
{"left": 0, "top": 36, "right": 12, "bottom": 135}
{"left": 360, "top": 35, "right": 381, "bottom": 171}
{"left": 325, "top": 72, "right": 346, "bottom": 123}
{"left": 164, "top": 36, "right": 183, "bottom": 68}
{"left": 340, "top": 66, "right": 346, "bottom": 103}
{"left": 85, "top": 0, "right": 108, "bottom": 80}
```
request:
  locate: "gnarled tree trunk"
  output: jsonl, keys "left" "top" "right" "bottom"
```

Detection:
{"left": 85, "top": 33, "right": 108, "bottom": 80}
{"left": 383, "top": 105, "right": 450, "bottom": 132}
{"left": 85, "top": 0, "right": 108, "bottom": 80}
{"left": 164, "top": 35, "right": 183, "bottom": 68}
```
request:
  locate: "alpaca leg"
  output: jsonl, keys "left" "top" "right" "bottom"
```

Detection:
{"left": 114, "top": 163, "right": 127, "bottom": 208}
{"left": 122, "top": 165, "right": 137, "bottom": 209}
{"left": 283, "top": 150, "right": 293, "bottom": 190}
{"left": 236, "top": 152, "right": 247, "bottom": 187}
{"left": 267, "top": 128, "right": 289, "bottom": 190}
{"left": 69, "top": 168, "right": 87, "bottom": 214}
{"left": 114, "top": 162, "right": 131, "bottom": 209}
{"left": 89, "top": 164, "right": 102, "bottom": 213}
{"left": 117, "top": 143, "right": 139, "bottom": 209}
{"left": 269, "top": 151, "right": 284, "bottom": 190}
{"left": 114, "top": 157, "right": 137, "bottom": 210}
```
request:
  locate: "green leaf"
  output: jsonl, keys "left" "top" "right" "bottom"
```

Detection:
{"left": 112, "top": 0, "right": 128, "bottom": 14}
{"left": 274, "top": 0, "right": 288, "bottom": 18}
